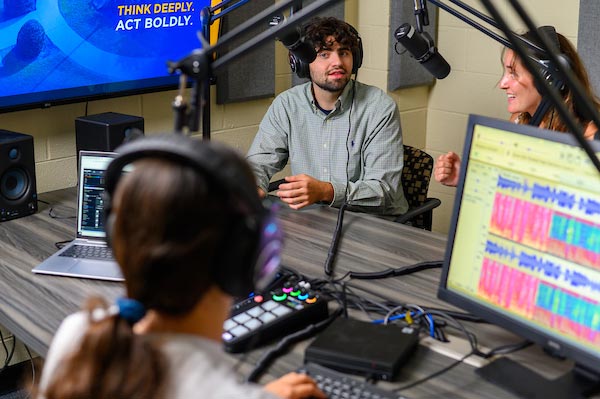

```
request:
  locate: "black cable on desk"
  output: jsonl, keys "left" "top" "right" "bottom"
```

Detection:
{"left": 245, "top": 308, "right": 343, "bottom": 383}
{"left": 346, "top": 260, "right": 443, "bottom": 280}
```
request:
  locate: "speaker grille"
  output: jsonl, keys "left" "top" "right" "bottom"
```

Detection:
{"left": 1, "top": 167, "right": 30, "bottom": 201}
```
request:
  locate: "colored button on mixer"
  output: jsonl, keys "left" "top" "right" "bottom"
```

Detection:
{"left": 272, "top": 292, "right": 287, "bottom": 301}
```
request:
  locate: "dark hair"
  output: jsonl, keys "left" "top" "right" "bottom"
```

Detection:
{"left": 41, "top": 156, "right": 250, "bottom": 398}
{"left": 304, "top": 16, "right": 359, "bottom": 55}
{"left": 504, "top": 27, "right": 600, "bottom": 132}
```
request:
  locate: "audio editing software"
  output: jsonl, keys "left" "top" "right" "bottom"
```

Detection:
{"left": 446, "top": 124, "right": 600, "bottom": 354}
{"left": 80, "top": 168, "right": 106, "bottom": 233}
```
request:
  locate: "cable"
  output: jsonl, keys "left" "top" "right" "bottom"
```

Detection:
{"left": 475, "top": 339, "right": 533, "bottom": 359}
{"left": 55, "top": 240, "right": 73, "bottom": 250}
{"left": 323, "top": 79, "right": 357, "bottom": 278}
{"left": 25, "top": 344, "right": 35, "bottom": 399}
{"left": 48, "top": 207, "right": 76, "bottom": 219}
{"left": 245, "top": 308, "right": 343, "bottom": 383}
{"left": 394, "top": 349, "right": 474, "bottom": 392}
{"left": 346, "top": 260, "right": 443, "bottom": 280}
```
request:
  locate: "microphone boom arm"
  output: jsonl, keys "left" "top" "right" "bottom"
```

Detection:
{"left": 419, "top": 0, "right": 600, "bottom": 174}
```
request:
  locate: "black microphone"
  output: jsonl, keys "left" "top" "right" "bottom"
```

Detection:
{"left": 394, "top": 23, "right": 451, "bottom": 79}
{"left": 277, "top": 25, "right": 316, "bottom": 64}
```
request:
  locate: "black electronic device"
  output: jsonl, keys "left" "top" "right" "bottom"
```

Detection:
{"left": 299, "top": 362, "right": 410, "bottom": 399}
{"left": 304, "top": 317, "right": 419, "bottom": 381}
{"left": 0, "top": 130, "right": 37, "bottom": 222}
{"left": 222, "top": 267, "right": 329, "bottom": 353}
{"left": 438, "top": 115, "right": 600, "bottom": 398}
{"left": 75, "top": 112, "right": 144, "bottom": 154}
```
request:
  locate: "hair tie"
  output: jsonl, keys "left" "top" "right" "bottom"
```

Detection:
{"left": 116, "top": 297, "right": 146, "bottom": 325}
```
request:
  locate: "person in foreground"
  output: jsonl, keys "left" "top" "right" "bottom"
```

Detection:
{"left": 34, "top": 134, "right": 325, "bottom": 399}
{"left": 435, "top": 26, "right": 600, "bottom": 187}
{"left": 247, "top": 16, "right": 409, "bottom": 216}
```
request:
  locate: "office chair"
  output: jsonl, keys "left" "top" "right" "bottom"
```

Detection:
{"left": 266, "top": 145, "right": 440, "bottom": 230}
{"left": 393, "top": 145, "right": 441, "bottom": 230}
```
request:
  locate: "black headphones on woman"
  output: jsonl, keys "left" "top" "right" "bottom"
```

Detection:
{"left": 103, "top": 134, "right": 282, "bottom": 297}
{"left": 290, "top": 20, "right": 363, "bottom": 79}
{"left": 525, "top": 25, "right": 571, "bottom": 94}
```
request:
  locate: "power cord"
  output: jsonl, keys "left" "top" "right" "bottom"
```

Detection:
{"left": 245, "top": 308, "right": 343, "bottom": 383}
{"left": 37, "top": 198, "right": 76, "bottom": 219}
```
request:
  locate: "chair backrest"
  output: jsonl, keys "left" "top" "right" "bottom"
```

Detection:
{"left": 401, "top": 145, "right": 434, "bottom": 228}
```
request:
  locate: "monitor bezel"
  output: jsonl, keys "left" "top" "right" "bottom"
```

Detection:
{"left": 437, "top": 113, "right": 600, "bottom": 375}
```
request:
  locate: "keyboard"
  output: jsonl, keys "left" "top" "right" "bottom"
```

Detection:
{"left": 299, "top": 362, "right": 410, "bottom": 399}
{"left": 60, "top": 244, "right": 113, "bottom": 260}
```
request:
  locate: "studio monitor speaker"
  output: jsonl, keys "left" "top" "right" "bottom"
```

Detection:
{"left": 75, "top": 112, "right": 144, "bottom": 154}
{"left": 0, "top": 130, "right": 37, "bottom": 222}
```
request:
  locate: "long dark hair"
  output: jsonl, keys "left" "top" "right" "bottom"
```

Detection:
{"left": 504, "top": 27, "right": 600, "bottom": 132}
{"left": 39, "top": 156, "right": 245, "bottom": 399}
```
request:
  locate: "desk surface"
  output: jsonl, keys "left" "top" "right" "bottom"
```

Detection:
{"left": 0, "top": 188, "right": 583, "bottom": 398}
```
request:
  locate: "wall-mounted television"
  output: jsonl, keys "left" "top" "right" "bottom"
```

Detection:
{"left": 0, "top": 0, "right": 210, "bottom": 113}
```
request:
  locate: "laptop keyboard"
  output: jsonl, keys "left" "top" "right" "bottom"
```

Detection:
{"left": 60, "top": 244, "right": 113, "bottom": 260}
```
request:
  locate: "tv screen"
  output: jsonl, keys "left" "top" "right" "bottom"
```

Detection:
{"left": 0, "top": 0, "right": 210, "bottom": 112}
{"left": 438, "top": 115, "right": 600, "bottom": 396}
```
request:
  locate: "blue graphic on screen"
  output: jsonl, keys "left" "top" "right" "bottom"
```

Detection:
{"left": 0, "top": 0, "right": 210, "bottom": 111}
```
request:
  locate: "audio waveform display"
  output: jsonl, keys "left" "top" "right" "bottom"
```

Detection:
{"left": 497, "top": 175, "right": 600, "bottom": 215}
{"left": 478, "top": 258, "right": 600, "bottom": 347}
{"left": 485, "top": 240, "right": 600, "bottom": 293}
{"left": 490, "top": 180, "right": 600, "bottom": 269}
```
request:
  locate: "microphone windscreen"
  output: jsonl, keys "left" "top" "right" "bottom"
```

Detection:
{"left": 422, "top": 53, "right": 451, "bottom": 79}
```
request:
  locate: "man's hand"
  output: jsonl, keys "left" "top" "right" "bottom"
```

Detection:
{"left": 263, "top": 372, "right": 326, "bottom": 399}
{"left": 258, "top": 187, "right": 266, "bottom": 198}
{"left": 434, "top": 151, "right": 461, "bottom": 187}
{"left": 276, "top": 174, "right": 334, "bottom": 210}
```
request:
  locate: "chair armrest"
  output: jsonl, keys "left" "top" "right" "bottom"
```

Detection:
{"left": 394, "top": 197, "right": 441, "bottom": 224}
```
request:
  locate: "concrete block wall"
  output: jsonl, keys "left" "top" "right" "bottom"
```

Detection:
{"left": 0, "top": 0, "right": 428, "bottom": 196}
{"left": 1, "top": 0, "right": 579, "bottom": 228}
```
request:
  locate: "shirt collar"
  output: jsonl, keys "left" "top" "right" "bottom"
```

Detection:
{"left": 307, "top": 80, "right": 356, "bottom": 115}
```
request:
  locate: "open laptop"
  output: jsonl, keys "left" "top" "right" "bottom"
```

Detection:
{"left": 32, "top": 151, "right": 123, "bottom": 281}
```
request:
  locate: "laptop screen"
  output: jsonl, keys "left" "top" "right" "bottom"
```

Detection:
{"left": 77, "top": 152, "right": 116, "bottom": 238}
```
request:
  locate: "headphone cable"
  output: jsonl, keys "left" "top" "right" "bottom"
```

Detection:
{"left": 323, "top": 79, "right": 356, "bottom": 277}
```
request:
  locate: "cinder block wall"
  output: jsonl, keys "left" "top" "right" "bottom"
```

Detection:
{"left": 0, "top": 0, "right": 577, "bottom": 234}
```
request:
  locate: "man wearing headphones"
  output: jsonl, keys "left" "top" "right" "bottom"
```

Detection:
{"left": 247, "top": 16, "right": 409, "bottom": 216}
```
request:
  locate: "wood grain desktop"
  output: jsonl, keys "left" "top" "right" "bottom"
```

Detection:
{"left": 0, "top": 188, "right": 588, "bottom": 398}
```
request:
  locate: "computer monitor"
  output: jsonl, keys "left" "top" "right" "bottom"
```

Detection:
{"left": 438, "top": 114, "right": 600, "bottom": 398}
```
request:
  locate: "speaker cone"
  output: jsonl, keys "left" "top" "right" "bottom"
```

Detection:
{"left": 1, "top": 167, "right": 29, "bottom": 201}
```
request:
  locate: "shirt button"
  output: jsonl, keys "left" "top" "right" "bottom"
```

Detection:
{"left": 323, "top": 143, "right": 327, "bottom": 149}
{"left": 324, "top": 168, "right": 328, "bottom": 173}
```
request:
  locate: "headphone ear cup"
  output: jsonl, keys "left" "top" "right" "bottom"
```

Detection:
{"left": 289, "top": 52, "right": 311, "bottom": 79}
{"left": 212, "top": 206, "right": 283, "bottom": 297}
{"left": 102, "top": 192, "right": 114, "bottom": 249}
{"left": 352, "top": 35, "right": 363, "bottom": 74}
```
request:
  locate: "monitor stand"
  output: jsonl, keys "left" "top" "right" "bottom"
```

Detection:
{"left": 476, "top": 357, "right": 600, "bottom": 399}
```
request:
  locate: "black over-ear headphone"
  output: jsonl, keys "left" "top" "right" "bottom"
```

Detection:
{"left": 528, "top": 26, "right": 571, "bottom": 94}
{"left": 103, "top": 134, "right": 282, "bottom": 297}
{"left": 290, "top": 20, "right": 363, "bottom": 79}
